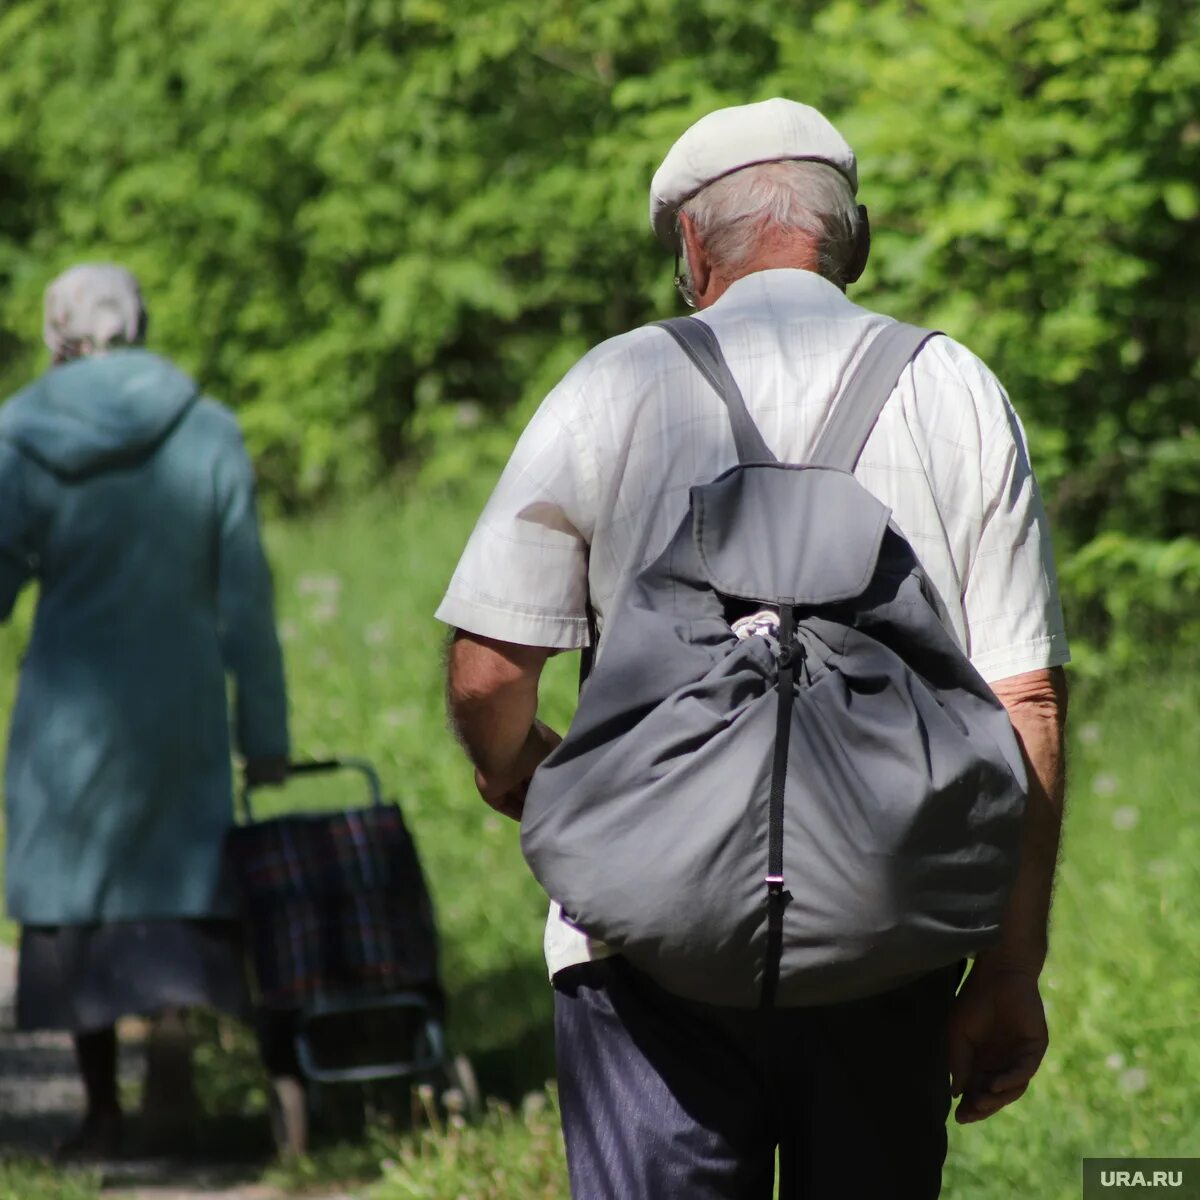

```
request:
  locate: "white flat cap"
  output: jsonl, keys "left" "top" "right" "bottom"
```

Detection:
{"left": 649, "top": 98, "right": 858, "bottom": 251}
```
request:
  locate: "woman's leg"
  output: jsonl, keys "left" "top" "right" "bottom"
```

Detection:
{"left": 141, "top": 1007, "right": 199, "bottom": 1149}
{"left": 59, "top": 1027, "right": 123, "bottom": 1158}
{"left": 75, "top": 1027, "right": 120, "bottom": 1119}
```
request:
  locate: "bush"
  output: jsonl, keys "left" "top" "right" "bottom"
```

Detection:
{"left": 1, "top": 0, "right": 1196, "bottom": 654}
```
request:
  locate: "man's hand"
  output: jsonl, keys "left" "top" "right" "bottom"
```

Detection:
{"left": 948, "top": 961, "right": 1048, "bottom": 1124}
{"left": 244, "top": 756, "right": 289, "bottom": 787}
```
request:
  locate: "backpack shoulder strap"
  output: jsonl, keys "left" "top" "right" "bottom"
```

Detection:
{"left": 809, "top": 322, "right": 940, "bottom": 471}
{"left": 654, "top": 317, "right": 776, "bottom": 465}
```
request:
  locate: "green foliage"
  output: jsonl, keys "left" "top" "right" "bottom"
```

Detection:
{"left": 1059, "top": 531, "right": 1200, "bottom": 671}
{"left": 797, "top": 0, "right": 1200, "bottom": 662}
{"left": 1, "top": 0, "right": 1197, "bottom": 656}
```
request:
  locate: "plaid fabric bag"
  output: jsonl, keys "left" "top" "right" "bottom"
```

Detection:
{"left": 225, "top": 804, "right": 440, "bottom": 1008}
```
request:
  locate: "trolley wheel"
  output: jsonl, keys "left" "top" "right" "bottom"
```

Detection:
{"left": 269, "top": 1074, "right": 309, "bottom": 1158}
{"left": 442, "top": 1052, "right": 482, "bottom": 1121}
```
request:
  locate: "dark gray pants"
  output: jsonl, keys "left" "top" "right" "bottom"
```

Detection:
{"left": 554, "top": 957, "right": 961, "bottom": 1200}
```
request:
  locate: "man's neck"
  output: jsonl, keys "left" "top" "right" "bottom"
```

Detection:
{"left": 701, "top": 240, "right": 829, "bottom": 308}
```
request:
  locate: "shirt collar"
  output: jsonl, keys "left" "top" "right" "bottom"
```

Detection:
{"left": 708, "top": 267, "right": 854, "bottom": 317}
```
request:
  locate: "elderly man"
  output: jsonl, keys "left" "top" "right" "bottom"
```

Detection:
{"left": 439, "top": 99, "right": 1068, "bottom": 1198}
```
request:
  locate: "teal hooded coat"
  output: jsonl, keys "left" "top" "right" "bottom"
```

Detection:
{"left": 0, "top": 350, "right": 288, "bottom": 924}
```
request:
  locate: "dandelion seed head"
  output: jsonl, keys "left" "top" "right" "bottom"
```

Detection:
{"left": 1119, "top": 1067, "right": 1149, "bottom": 1094}
{"left": 297, "top": 573, "right": 343, "bottom": 598}
{"left": 364, "top": 620, "right": 391, "bottom": 646}
{"left": 310, "top": 599, "right": 338, "bottom": 623}
{"left": 381, "top": 708, "right": 407, "bottom": 729}
{"left": 1112, "top": 805, "right": 1139, "bottom": 831}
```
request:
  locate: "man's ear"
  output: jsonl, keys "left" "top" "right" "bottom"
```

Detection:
{"left": 678, "top": 211, "right": 713, "bottom": 300}
{"left": 844, "top": 204, "right": 871, "bottom": 285}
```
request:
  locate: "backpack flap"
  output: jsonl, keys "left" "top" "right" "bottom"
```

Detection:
{"left": 692, "top": 463, "right": 892, "bottom": 606}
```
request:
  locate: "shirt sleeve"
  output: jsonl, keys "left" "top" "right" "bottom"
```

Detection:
{"left": 435, "top": 378, "right": 594, "bottom": 650}
{"left": 961, "top": 389, "right": 1071, "bottom": 683}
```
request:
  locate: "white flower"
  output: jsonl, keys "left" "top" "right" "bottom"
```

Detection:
{"left": 278, "top": 619, "right": 299, "bottom": 643}
{"left": 296, "top": 572, "right": 343, "bottom": 598}
{"left": 1078, "top": 722, "right": 1100, "bottom": 745}
{"left": 1112, "top": 805, "right": 1139, "bottom": 831}
{"left": 310, "top": 599, "right": 339, "bottom": 623}
{"left": 1119, "top": 1067, "right": 1149, "bottom": 1094}
{"left": 364, "top": 620, "right": 391, "bottom": 646}
{"left": 1106, "top": 1053, "right": 1125, "bottom": 1071}
{"left": 1092, "top": 773, "right": 1118, "bottom": 797}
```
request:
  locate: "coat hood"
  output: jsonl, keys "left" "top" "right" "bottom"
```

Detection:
{"left": 0, "top": 350, "right": 198, "bottom": 480}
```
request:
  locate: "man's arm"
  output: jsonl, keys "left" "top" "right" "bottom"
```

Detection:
{"left": 983, "top": 666, "right": 1068, "bottom": 973}
{"left": 445, "top": 630, "right": 560, "bottom": 820}
{"left": 949, "top": 665, "right": 1068, "bottom": 1123}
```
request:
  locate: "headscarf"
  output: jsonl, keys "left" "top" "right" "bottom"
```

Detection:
{"left": 43, "top": 263, "right": 148, "bottom": 363}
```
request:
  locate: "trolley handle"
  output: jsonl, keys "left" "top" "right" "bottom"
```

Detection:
{"left": 238, "top": 756, "right": 385, "bottom": 822}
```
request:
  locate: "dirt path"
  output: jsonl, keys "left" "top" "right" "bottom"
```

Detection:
{"left": 0, "top": 943, "right": 360, "bottom": 1199}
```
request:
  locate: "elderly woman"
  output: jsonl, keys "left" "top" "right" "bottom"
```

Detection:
{"left": 0, "top": 264, "right": 289, "bottom": 1156}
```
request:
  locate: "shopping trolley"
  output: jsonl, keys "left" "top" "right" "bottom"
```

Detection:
{"left": 225, "top": 757, "right": 477, "bottom": 1154}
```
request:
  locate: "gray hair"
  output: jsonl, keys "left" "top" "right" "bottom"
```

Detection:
{"left": 44, "top": 263, "right": 147, "bottom": 363}
{"left": 680, "top": 160, "right": 862, "bottom": 286}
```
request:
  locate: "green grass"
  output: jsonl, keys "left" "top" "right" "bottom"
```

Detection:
{"left": 259, "top": 482, "right": 578, "bottom": 1104}
{"left": 2, "top": 483, "right": 1198, "bottom": 1199}
{"left": 941, "top": 670, "right": 1200, "bottom": 1199}
{"left": 0, "top": 1158, "right": 98, "bottom": 1200}
{"left": 371, "top": 1089, "right": 566, "bottom": 1200}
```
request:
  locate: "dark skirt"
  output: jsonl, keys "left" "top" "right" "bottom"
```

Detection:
{"left": 16, "top": 918, "right": 251, "bottom": 1033}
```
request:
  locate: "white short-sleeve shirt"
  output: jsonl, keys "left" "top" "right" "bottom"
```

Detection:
{"left": 436, "top": 267, "right": 1070, "bottom": 977}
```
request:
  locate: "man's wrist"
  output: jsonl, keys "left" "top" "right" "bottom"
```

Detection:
{"left": 972, "top": 941, "right": 1046, "bottom": 980}
{"left": 475, "top": 719, "right": 559, "bottom": 798}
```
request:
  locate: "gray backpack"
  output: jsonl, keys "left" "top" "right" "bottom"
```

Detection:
{"left": 521, "top": 317, "right": 1028, "bottom": 1008}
